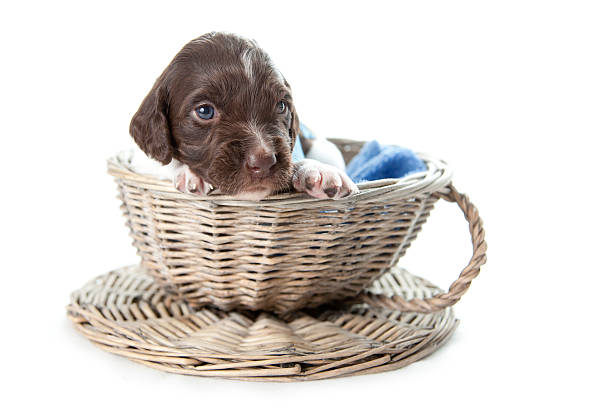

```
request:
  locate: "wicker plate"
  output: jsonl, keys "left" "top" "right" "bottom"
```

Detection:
{"left": 67, "top": 265, "right": 459, "bottom": 381}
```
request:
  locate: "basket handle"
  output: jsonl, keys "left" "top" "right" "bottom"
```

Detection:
{"left": 357, "top": 184, "right": 488, "bottom": 313}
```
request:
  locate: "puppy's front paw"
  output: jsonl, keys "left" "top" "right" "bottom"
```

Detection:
{"left": 293, "top": 159, "right": 359, "bottom": 199}
{"left": 173, "top": 165, "right": 213, "bottom": 196}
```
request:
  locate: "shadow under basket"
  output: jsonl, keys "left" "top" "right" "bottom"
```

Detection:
{"left": 107, "top": 139, "right": 487, "bottom": 314}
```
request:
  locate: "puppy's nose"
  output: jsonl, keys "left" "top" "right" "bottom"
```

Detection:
{"left": 246, "top": 152, "right": 277, "bottom": 175}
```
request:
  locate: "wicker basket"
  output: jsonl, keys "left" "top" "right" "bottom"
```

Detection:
{"left": 108, "top": 139, "right": 486, "bottom": 314}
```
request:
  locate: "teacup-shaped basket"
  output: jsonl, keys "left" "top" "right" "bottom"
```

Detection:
{"left": 108, "top": 139, "right": 486, "bottom": 314}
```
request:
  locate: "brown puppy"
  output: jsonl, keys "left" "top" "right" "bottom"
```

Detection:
{"left": 130, "top": 32, "right": 357, "bottom": 200}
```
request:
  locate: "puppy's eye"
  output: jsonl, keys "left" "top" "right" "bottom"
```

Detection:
{"left": 195, "top": 104, "right": 215, "bottom": 120}
{"left": 276, "top": 101, "right": 287, "bottom": 114}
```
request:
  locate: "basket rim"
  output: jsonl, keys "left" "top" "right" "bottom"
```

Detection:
{"left": 107, "top": 148, "right": 452, "bottom": 207}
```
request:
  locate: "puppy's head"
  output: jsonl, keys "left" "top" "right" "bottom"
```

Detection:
{"left": 130, "top": 32, "right": 300, "bottom": 198}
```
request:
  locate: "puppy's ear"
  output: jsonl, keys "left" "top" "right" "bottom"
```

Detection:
{"left": 288, "top": 100, "right": 301, "bottom": 152}
{"left": 129, "top": 77, "right": 173, "bottom": 165}
{"left": 283, "top": 79, "right": 301, "bottom": 152}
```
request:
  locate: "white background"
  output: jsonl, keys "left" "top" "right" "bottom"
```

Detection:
{"left": 1, "top": 0, "right": 610, "bottom": 406}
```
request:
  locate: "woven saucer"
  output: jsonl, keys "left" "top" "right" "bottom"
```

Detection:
{"left": 67, "top": 265, "right": 458, "bottom": 381}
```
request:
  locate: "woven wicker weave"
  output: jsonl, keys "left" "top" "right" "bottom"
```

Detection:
{"left": 108, "top": 139, "right": 485, "bottom": 313}
{"left": 67, "top": 264, "right": 459, "bottom": 381}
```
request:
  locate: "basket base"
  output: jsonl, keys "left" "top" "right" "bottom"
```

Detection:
{"left": 67, "top": 265, "right": 458, "bottom": 381}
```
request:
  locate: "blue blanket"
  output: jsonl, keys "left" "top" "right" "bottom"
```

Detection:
{"left": 293, "top": 124, "right": 426, "bottom": 182}
{"left": 345, "top": 140, "right": 427, "bottom": 182}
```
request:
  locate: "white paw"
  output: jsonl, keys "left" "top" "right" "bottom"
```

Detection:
{"left": 292, "top": 159, "right": 359, "bottom": 199}
{"left": 173, "top": 164, "right": 213, "bottom": 196}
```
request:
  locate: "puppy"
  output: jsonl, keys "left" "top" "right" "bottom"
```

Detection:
{"left": 129, "top": 32, "right": 358, "bottom": 200}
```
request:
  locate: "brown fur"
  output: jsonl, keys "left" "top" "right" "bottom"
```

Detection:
{"left": 130, "top": 32, "right": 300, "bottom": 196}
